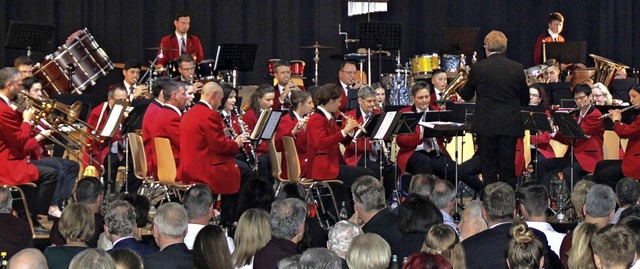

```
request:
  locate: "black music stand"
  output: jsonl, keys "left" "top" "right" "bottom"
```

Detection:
{"left": 99, "top": 101, "right": 128, "bottom": 193}
{"left": 521, "top": 108, "right": 553, "bottom": 182}
{"left": 544, "top": 82, "right": 572, "bottom": 106}
{"left": 360, "top": 22, "right": 401, "bottom": 83}
{"left": 249, "top": 109, "right": 283, "bottom": 172}
{"left": 214, "top": 44, "right": 258, "bottom": 87}
{"left": 5, "top": 21, "right": 54, "bottom": 57}
{"left": 439, "top": 27, "right": 480, "bottom": 56}
{"left": 551, "top": 111, "right": 588, "bottom": 190}
{"left": 544, "top": 41, "right": 588, "bottom": 65}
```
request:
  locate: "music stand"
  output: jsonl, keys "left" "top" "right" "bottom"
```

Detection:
{"left": 214, "top": 44, "right": 258, "bottom": 88}
{"left": 99, "top": 100, "right": 128, "bottom": 193}
{"left": 5, "top": 21, "right": 54, "bottom": 57}
{"left": 439, "top": 27, "right": 480, "bottom": 56}
{"left": 551, "top": 111, "right": 588, "bottom": 190}
{"left": 521, "top": 108, "right": 553, "bottom": 182}
{"left": 544, "top": 41, "right": 588, "bottom": 65}
{"left": 249, "top": 109, "right": 283, "bottom": 171}
{"left": 544, "top": 82, "right": 572, "bottom": 106}
{"left": 346, "top": 89, "right": 359, "bottom": 110}
{"left": 360, "top": 22, "right": 401, "bottom": 83}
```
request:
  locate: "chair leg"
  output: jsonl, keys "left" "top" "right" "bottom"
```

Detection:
{"left": 7, "top": 186, "right": 36, "bottom": 238}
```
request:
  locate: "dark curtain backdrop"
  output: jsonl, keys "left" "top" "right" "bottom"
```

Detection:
{"left": 2, "top": 0, "right": 640, "bottom": 93}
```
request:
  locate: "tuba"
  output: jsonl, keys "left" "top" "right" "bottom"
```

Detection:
{"left": 590, "top": 54, "right": 629, "bottom": 88}
{"left": 439, "top": 55, "right": 468, "bottom": 107}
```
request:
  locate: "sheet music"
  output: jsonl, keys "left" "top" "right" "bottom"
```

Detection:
{"left": 374, "top": 111, "right": 396, "bottom": 140}
{"left": 100, "top": 103, "right": 125, "bottom": 137}
{"left": 261, "top": 111, "right": 282, "bottom": 140}
{"left": 419, "top": 121, "right": 466, "bottom": 129}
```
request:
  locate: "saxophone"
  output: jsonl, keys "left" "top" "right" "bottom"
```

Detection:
{"left": 233, "top": 107, "right": 257, "bottom": 171}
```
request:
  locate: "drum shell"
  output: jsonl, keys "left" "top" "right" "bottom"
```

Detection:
{"left": 441, "top": 54, "right": 461, "bottom": 72}
{"left": 196, "top": 59, "right": 217, "bottom": 81}
{"left": 290, "top": 60, "right": 305, "bottom": 77}
{"left": 164, "top": 60, "right": 181, "bottom": 77}
{"left": 267, "top": 59, "right": 281, "bottom": 76}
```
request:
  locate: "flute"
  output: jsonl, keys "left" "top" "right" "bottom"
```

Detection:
{"left": 337, "top": 110, "right": 367, "bottom": 133}
{"left": 599, "top": 104, "right": 639, "bottom": 119}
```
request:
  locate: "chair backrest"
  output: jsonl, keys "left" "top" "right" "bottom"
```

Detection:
{"left": 282, "top": 136, "right": 302, "bottom": 183}
{"left": 154, "top": 137, "right": 176, "bottom": 185}
{"left": 135, "top": 133, "right": 148, "bottom": 178}
{"left": 127, "top": 132, "right": 144, "bottom": 180}
{"left": 267, "top": 140, "right": 282, "bottom": 180}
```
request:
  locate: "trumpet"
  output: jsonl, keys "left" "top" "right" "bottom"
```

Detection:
{"left": 599, "top": 104, "right": 639, "bottom": 119}
{"left": 337, "top": 110, "right": 367, "bottom": 134}
{"left": 131, "top": 78, "right": 152, "bottom": 99}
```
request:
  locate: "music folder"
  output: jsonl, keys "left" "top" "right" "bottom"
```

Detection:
{"left": 99, "top": 101, "right": 128, "bottom": 138}
{"left": 551, "top": 111, "right": 588, "bottom": 139}
{"left": 250, "top": 109, "right": 283, "bottom": 141}
{"left": 360, "top": 112, "right": 401, "bottom": 141}
{"left": 418, "top": 110, "right": 469, "bottom": 137}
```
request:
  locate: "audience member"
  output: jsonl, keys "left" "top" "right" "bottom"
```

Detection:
{"left": 432, "top": 179, "right": 458, "bottom": 233}
{"left": 612, "top": 178, "right": 640, "bottom": 224}
{"left": 182, "top": 184, "right": 234, "bottom": 251}
{"left": 103, "top": 200, "right": 157, "bottom": 257}
{"left": 68, "top": 248, "right": 115, "bottom": 269}
{"left": 408, "top": 174, "right": 438, "bottom": 199}
{"left": 617, "top": 216, "right": 640, "bottom": 269}
{"left": 457, "top": 200, "right": 487, "bottom": 240}
{"left": 327, "top": 220, "right": 362, "bottom": 269}
{"left": 396, "top": 194, "right": 443, "bottom": 259}
{"left": 232, "top": 208, "right": 272, "bottom": 269}
{"left": 44, "top": 204, "right": 94, "bottom": 269}
{"left": 254, "top": 198, "right": 306, "bottom": 269}
{"left": 346, "top": 233, "right": 391, "bottom": 269}
{"left": 193, "top": 225, "right": 234, "bottom": 269}
{"left": 144, "top": 202, "right": 192, "bottom": 269}
{"left": 422, "top": 224, "right": 466, "bottom": 269}
{"left": 0, "top": 187, "right": 34, "bottom": 259}
{"left": 7, "top": 248, "right": 47, "bottom": 269}
{"left": 567, "top": 223, "right": 599, "bottom": 269}
{"left": 109, "top": 249, "right": 144, "bottom": 269}
{"left": 570, "top": 180, "right": 595, "bottom": 221}
{"left": 620, "top": 204, "right": 640, "bottom": 221}
{"left": 517, "top": 183, "right": 565, "bottom": 256}
{"left": 120, "top": 193, "right": 151, "bottom": 230}
{"left": 298, "top": 248, "right": 341, "bottom": 269}
{"left": 591, "top": 225, "right": 637, "bottom": 269}
{"left": 402, "top": 252, "right": 453, "bottom": 269}
{"left": 277, "top": 254, "right": 301, "bottom": 269}
{"left": 506, "top": 223, "right": 545, "bottom": 269}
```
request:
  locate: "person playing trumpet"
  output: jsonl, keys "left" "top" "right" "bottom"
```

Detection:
{"left": 274, "top": 90, "right": 314, "bottom": 180}
{"left": 337, "top": 61, "right": 365, "bottom": 111}
{"left": 114, "top": 59, "right": 150, "bottom": 103}
{"left": 272, "top": 60, "right": 302, "bottom": 110}
{"left": 592, "top": 84, "right": 640, "bottom": 188}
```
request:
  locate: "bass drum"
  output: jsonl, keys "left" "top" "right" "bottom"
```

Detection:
{"left": 196, "top": 59, "right": 217, "bottom": 81}
{"left": 381, "top": 69, "right": 412, "bottom": 106}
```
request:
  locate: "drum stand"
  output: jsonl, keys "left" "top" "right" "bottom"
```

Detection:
{"left": 313, "top": 47, "right": 320, "bottom": 86}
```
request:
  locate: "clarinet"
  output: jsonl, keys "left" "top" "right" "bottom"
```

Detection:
{"left": 234, "top": 107, "right": 257, "bottom": 171}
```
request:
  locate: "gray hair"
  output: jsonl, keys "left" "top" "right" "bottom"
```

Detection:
{"left": 432, "top": 180, "right": 456, "bottom": 210}
{"left": 104, "top": 200, "right": 136, "bottom": 237}
{"left": 8, "top": 248, "right": 48, "bottom": 269}
{"left": 0, "top": 67, "right": 20, "bottom": 89}
{"left": 328, "top": 220, "right": 363, "bottom": 258}
{"left": 585, "top": 184, "right": 617, "bottom": 218}
{"left": 153, "top": 202, "right": 188, "bottom": 238}
{"left": 482, "top": 182, "right": 515, "bottom": 222}
{"left": 299, "top": 248, "right": 342, "bottom": 269}
{"left": 409, "top": 174, "right": 438, "bottom": 199}
{"left": 464, "top": 200, "right": 485, "bottom": 226}
{"left": 162, "top": 81, "right": 182, "bottom": 101}
{"left": 69, "top": 248, "right": 116, "bottom": 269}
{"left": 182, "top": 184, "right": 213, "bottom": 220}
{"left": 0, "top": 187, "right": 12, "bottom": 213}
{"left": 278, "top": 254, "right": 301, "bottom": 269}
{"left": 270, "top": 198, "right": 307, "bottom": 239}
{"left": 351, "top": 175, "right": 386, "bottom": 212}
{"left": 357, "top": 86, "right": 376, "bottom": 99}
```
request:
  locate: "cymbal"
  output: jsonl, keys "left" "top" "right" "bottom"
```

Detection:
{"left": 145, "top": 47, "right": 178, "bottom": 51}
{"left": 113, "top": 63, "right": 149, "bottom": 71}
{"left": 300, "top": 44, "right": 335, "bottom": 49}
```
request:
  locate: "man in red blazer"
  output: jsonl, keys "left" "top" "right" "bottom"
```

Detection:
{"left": 337, "top": 62, "right": 364, "bottom": 111}
{"left": 142, "top": 77, "right": 171, "bottom": 176}
{"left": 533, "top": 12, "right": 566, "bottom": 65}
{"left": 157, "top": 12, "right": 204, "bottom": 67}
{"left": 272, "top": 60, "right": 296, "bottom": 110}
{"left": 180, "top": 82, "right": 246, "bottom": 224}
{"left": 150, "top": 81, "right": 187, "bottom": 179}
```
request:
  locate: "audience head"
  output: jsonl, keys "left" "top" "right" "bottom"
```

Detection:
{"left": 584, "top": 184, "right": 616, "bottom": 222}
{"left": 193, "top": 225, "right": 233, "bottom": 269}
{"left": 399, "top": 194, "right": 443, "bottom": 235}
{"left": 591, "top": 225, "right": 637, "bottom": 269}
{"left": 617, "top": 216, "right": 640, "bottom": 261}
{"left": 402, "top": 252, "right": 453, "bottom": 269}
{"left": 60, "top": 203, "right": 95, "bottom": 243}
{"left": 103, "top": 200, "right": 136, "bottom": 240}
{"left": 232, "top": 209, "right": 271, "bottom": 268}
{"left": 152, "top": 202, "right": 188, "bottom": 243}
{"left": 567, "top": 222, "right": 599, "bottom": 269}
{"left": 69, "top": 249, "right": 115, "bottom": 269}
{"left": 516, "top": 183, "right": 549, "bottom": 218}
{"left": 74, "top": 176, "right": 104, "bottom": 205}
{"left": 571, "top": 180, "right": 596, "bottom": 220}
{"left": 270, "top": 198, "right": 307, "bottom": 242}
{"left": 109, "top": 249, "right": 143, "bottom": 269}
{"left": 278, "top": 254, "right": 301, "bottom": 269}
{"left": 620, "top": 204, "right": 640, "bottom": 221}
{"left": 482, "top": 182, "right": 516, "bottom": 224}
{"left": 7, "top": 248, "right": 47, "bottom": 269}
{"left": 0, "top": 187, "right": 12, "bottom": 213}
{"left": 352, "top": 175, "right": 386, "bottom": 214}
{"left": 615, "top": 178, "right": 640, "bottom": 208}
{"left": 299, "top": 248, "right": 342, "bottom": 269}
{"left": 182, "top": 184, "right": 213, "bottom": 222}
{"left": 346, "top": 233, "right": 391, "bottom": 269}
{"left": 327, "top": 220, "right": 363, "bottom": 259}
{"left": 422, "top": 224, "right": 466, "bottom": 269}
{"left": 409, "top": 174, "right": 438, "bottom": 200}
{"left": 506, "top": 223, "right": 545, "bottom": 269}
{"left": 120, "top": 194, "right": 151, "bottom": 228}
{"left": 458, "top": 200, "right": 487, "bottom": 240}
{"left": 432, "top": 180, "right": 456, "bottom": 213}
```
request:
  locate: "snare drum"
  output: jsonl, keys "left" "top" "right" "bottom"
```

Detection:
{"left": 441, "top": 54, "right": 461, "bottom": 72}
{"left": 289, "top": 60, "right": 305, "bottom": 77}
{"left": 267, "top": 59, "right": 281, "bottom": 76}
{"left": 411, "top": 56, "right": 419, "bottom": 74}
{"left": 417, "top": 54, "right": 433, "bottom": 74}
{"left": 196, "top": 59, "right": 217, "bottom": 81}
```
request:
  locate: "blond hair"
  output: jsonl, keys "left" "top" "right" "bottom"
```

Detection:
{"left": 59, "top": 203, "right": 95, "bottom": 243}
{"left": 484, "top": 30, "right": 508, "bottom": 53}
{"left": 346, "top": 234, "right": 391, "bottom": 269}
{"left": 567, "top": 223, "right": 599, "bottom": 269}
{"left": 422, "top": 224, "right": 466, "bottom": 269}
{"left": 232, "top": 209, "right": 271, "bottom": 268}
{"left": 506, "top": 223, "right": 545, "bottom": 269}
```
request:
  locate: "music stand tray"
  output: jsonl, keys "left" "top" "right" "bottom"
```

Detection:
{"left": 214, "top": 44, "right": 258, "bottom": 72}
{"left": 5, "top": 21, "right": 54, "bottom": 54}
{"left": 521, "top": 109, "right": 552, "bottom": 134}
{"left": 544, "top": 41, "right": 588, "bottom": 64}
{"left": 359, "top": 22, "right": 402, "bottom": 50}
{"left": 393, "top": 112, "right": 423, "bottom": 136}
{"left": 551, "top": 112, "right": 588, "bottom": 140}
{"left": 439, "top": 27, "right": 480, "bottom": 56}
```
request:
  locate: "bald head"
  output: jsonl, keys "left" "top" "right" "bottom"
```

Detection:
{"left": 8, "top": 248, "right": 48, "bottom": 269}
{"left": 202, "top": 82, "right": 223, "bottom": 109}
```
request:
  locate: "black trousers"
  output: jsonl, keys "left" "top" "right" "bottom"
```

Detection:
{"left": 31, "top": 157, "right": 79, "bottom": 207}
{"left": 356, "top": 156, "right": 400, "bottom": 200}
{"left": 22, "top": 165, "right": 58, "bottom": 217}
{"left": 458, "top": 155, "right": 486, "bottom": 193}
{"left": 592, "top": 160, "right": 624, "bottom": 189}
{"left": 219, "top": 158, "right": 257, "bottom": 226}
{"left": 537, "top": 154, "right": 586, "bottom": 190}
{"left": 477, "top": 134, "right": 518, "bottom": 188}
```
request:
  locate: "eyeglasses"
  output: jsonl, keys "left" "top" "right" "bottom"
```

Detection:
{"left": 530, "top": 94, "right": 540, "bottom": 98}
{"left": 180, "top": 66, "right": 195, "bottom": 71}
{"left": 340, "top": 70, "right": 357, "bottom": 75}
{"left": 592, "top": 94, "right": 604, "bottom": 98}
{"left": 574, "top": 95, "right": 588, "bottom": 101}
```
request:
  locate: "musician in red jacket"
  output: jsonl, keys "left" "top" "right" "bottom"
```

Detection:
{"left": 429, "top": 69, "right": 460, "bottom": 110}
{"left": 218, "top": 84, "right": 254, "bottom": 178}
{"left": 593, "top": 84, "right": 640, "bottom": 188}
{"left": 274, "top": 91, "right": 314, "bottom": 179}
{"left": 272, "top": 60, "right": 301, "bottom": 110}
{"left": 150, "top": 81, "right": 187, "bottom": 179}
{"left": 537, "top": 84, "right": 604, "bottom": 189}
{"left": 141, "top": 77, "right": 171, "bottom": 175}
{"left": 533, "top": 12, "right": 565, "bottom": 65}
{"left": 157, "top": 12, "right": 204, "bottom": 67}
{"left": 243, "top": 85, "right": 275, "bottom": 180}
{"left": 337, "top": 62, "right": 364, "bottom": 111}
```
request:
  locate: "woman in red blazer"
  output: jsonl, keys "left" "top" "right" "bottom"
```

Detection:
{"left": 593, "top": 84, "right": 640, "bottom": 188}
{"left": 243, "top": 85, "right": 275, "bottom": 180}
{"left": 218, "top": 83, "right": 254, "bottom": 177}
{"left": 274, "top": 91, "right": 314, "bottom": 179}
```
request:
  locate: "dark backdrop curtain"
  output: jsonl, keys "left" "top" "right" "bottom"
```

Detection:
{"left": 2, "top": 0, "right": 639, "bottom": 100}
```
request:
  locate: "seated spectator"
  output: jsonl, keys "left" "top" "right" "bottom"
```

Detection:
{"left": 402, "top": 252, "right": 453, "bottom": 269}
{"left": 612, "top": 178, "right": 640, "bottom": 224}
{"left": 620, "top": 204, "right": 640, "bottom": 221}
{"left": 277, "top": 254, "right": 301, "bottom": 269}
{"left": 143, "top": 202, "right": 192, "bottom": 269}
{"left": 408, "top": 174, "right": 438, "bottom": 199}
{"left": 183, "top": 184, "right": 234, "bottom": 252}
{"left": 193, "top": 225, "right": 234, "bottom": 269}
{"left": 110, "top": 249, "right": 144, "bottom": 269}
{"left": 327, "top": 220, "right": 362, "bottom": 269}
{"left": 0, "top": 187, "right": 34, "bottom": 259}
{"left": 254, "top": 198, "right": 306, "bottom": 269}
{"left": 44, "top": 204, "right": 94, "bottom": 269}
{"left": 396, "top": 194, "right": 443, "bottom": 259}
{"left": 69, "top": 248, "right": 115, "bottom": 269}
{"left": 506, "top": 223, "right": 545, "bottom": 269}
{"left": 617, "top": 216, "right": 640, "bottom": 269}
{"left": 517, "top": 183, "right": 565, "bottom": 256}
{"left": 567, "top": 222, "right": 599, "bottom": 269}
{"left": 346, "top": 233, "right": 391, "bottom": 269}
{"left": 432, "top": 179, "right": 458, "bottom": 233}
{"left": 299, "top": 248, "right": 341, "bottom": 269}
{"left": 103, "top": 200, "right": 157, "bottom": 257}
{"left": 570, "top": 180, "right": 595, "bottom": 222}
{"left": 457, "top": 200, "right": 487, "bottom": 241}
{"left": 7, "top": 248, "right": 47, "bottom": 269}
{"left": 591, "top": 225, "right": 637, "bottom": 269}
{"left": 422, "top": 224, "right": 466, "bottom": 269}
{"left": 232, "top": 208, "right": 271, "bottom": 269}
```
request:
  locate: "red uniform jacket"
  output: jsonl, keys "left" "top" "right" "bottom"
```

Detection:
{"left": 429, "top": 89, "right": 459, "bottom": 111}
{"left": 0, "top": 99, "right": 39, "bottom": 185}
{"left": 242, "top": 108, "right": 268, "bottom": 155}
{"left": 554, "top": 108, "right": 604, "bottom": 172}
{"left": 306, "top": 108, "right": 352, "bottom": 180}
{"left": 142, "top": 100, "right": 163, "bottom": 176}
{"left": 614, "top": 115, "right": 640, "bottom": 178}
{"left": 180, "top": 103, "right": 240, "bottom": 194}
{"left": 272, "top": 84, "right": 307, "bottom": 110}
{"left": 274, "top": 111, "right": 308, "bottom": 179}
{"left": 531, "top": 131, "right": 556, "bottom": 159}
{"left": 157, "top": 33, "right": 204, "bottom": 66}
{"left": 515, "top": 138, "right": 526, "bottom": 176}
{"left": 83, "top": 102, "right": 123, "bottom": 169}
{"left": 341, "top": 108, "right": 382, "bottom": 166}
{"left": 150, "top": 106, "right": 182, "bottom": 178}
{"left": 533, "top": 32, "right": 565, "bottom": 65}
{"left": 395, "top": 106, "right": 450, "bottom": 174}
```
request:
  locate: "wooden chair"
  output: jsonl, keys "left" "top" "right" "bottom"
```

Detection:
{"left": 282, "top": 136, "right": 341, "bottom": 229}
{"left": 127, "top": 132, "right": 164, "bottom": 204}
{"left": 2, "top": 183, "right": 37, "bottom": 238}
{"left": 267, "top": 140, "right": 288, "bottom": 197}
{"left": 153, "top": 137, "right": 191, "bottom": 203}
